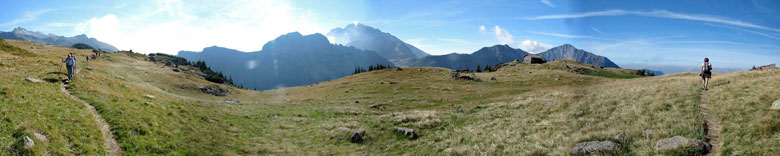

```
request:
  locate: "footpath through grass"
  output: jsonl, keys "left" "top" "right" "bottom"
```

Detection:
{"left": 1, "top": 40, "right": 104, "bottom": 155}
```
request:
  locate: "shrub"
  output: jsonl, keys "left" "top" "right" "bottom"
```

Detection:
{"left": 71, "top": 43, "right": 94, "bottom": 49}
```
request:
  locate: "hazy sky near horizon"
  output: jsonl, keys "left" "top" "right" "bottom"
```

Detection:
{"left": 1, "top": 0, "right": 779, "bottom": 71}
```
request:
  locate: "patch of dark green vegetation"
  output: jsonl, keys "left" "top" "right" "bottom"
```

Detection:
{"left": 71, "top": 43, "right": 94, "bottom": 50}
{"left": 352, "top": 64, "right": 394, "bottom": 75}
{"left": 148, "top": 53, "right": 239, "bottom": 88}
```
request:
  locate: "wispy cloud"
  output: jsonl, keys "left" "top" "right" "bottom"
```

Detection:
{"left": 528, "top": 31, "right": 594, "bottom": 39}
{"left": 704, "top": 23, "right": 780, "bottom": 41}
{"left": 479, "top": 25, "right": 486, "bottom": 33}
{"left": 541, "top": 0, "right": 555, "bottom": 8}
{"left": 436, "top": 38, "right": 472, "bottom": 44}
{"left": 590, "top": 26, "right": 605, "bottom": 35}
{"left": 526, "top": 9, "right": 780, "bottom": 33}
{"left": 0, "top": 9, "right": 54, "bottom": 28}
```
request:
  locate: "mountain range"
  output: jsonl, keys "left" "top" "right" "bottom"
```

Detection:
{"left": 0, "top": 27, "right": 118, "bottom": 52}
{"left": 326, "top": 23, "right": 429, "bottom": 60}
{"left": 181, "top": 24, "right": 626, "bottom": 90}
{"left": 178, "top": 32, "right": 392, "bottom": 90}
{"left": 393, "top": 44, "right": 528, "bottom": 70}
{"left": 394, "top": 43, "right": 620, "bottom": 70}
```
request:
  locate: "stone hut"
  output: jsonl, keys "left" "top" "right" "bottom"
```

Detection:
{"left": 750, "top": 64, "right": 777, "bottom": 71}
{"left": 524, "top": 54, "right": 546, "bottom": 64}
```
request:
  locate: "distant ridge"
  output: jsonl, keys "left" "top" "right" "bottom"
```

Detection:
{"left": 538, "top": 44, "right": 620, "bottom": 68}
{"left": 178, "top": 32, "right": 393, "bottom": 90}
{"left": 393, "top": 44, "right": 528, "bottom": 71}
{"left": 0, "top": 27, "right": 118, "bottom": 52}
{"left": 327, "top": 23, "right": 429, "bottom": 60}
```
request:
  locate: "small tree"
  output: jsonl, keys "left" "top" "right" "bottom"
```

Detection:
{"left": 476, "top": 65, "right": 482, "bottom": 73}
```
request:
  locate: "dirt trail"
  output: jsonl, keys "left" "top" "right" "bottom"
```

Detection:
{"left": 699, "top": 91, "right": 722, "bottom": 156}
{"left": 60, "top": 82, "right": 123, "bottom": 156}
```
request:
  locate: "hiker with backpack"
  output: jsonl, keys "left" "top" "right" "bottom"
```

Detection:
{"left": 700, "top": 57, "right": 712, "bottom": 90}
{"left": 63, "top": 53, "right": 77, "bottom": 82}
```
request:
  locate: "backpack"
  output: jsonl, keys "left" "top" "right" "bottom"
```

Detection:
{"left": 704, "top": 63, "right": 712, "bottom": 72}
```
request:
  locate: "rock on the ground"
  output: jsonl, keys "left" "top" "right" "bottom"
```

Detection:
{"left": 25, "top": 78, "right": 44, "bottom": 83}
{"left": 490, "top": 76, "right": 496, "bottom": 80}
{"left": 144, "top": 95, "right": 155, "bottom": 99}
{"left": 33, "top": 132, "right": 47, "bottom": 142}
{"left": 393, "top": 127, "right": 418, "bottom": 139}
{"left": 571, "top": 141, "right": 621, "bottom": 155}
{"left": 225, "top": 99, "right": 238, "bottom": 103}
{"left": 614, "top": 133, "right": 628, "bottom": 141}
{"left": 655, "top": 136, "right": 710, "bottom": 153}
{"left": 643, "top": 129, "right": 654, "bottom": 136}
{"left": 350, "top": 130, "right": 365, "bottom": 143}
{"left": 23, "top": 136, "right": 34, "bottom": 148}
{"left": 771, "top": 98, "right": 780, "bottom": 110}
{"left": 86, "top": 67, "right": 93, "bottom": 71}
{"left": 198, "top": 85, "right": 232, "bottom": 96}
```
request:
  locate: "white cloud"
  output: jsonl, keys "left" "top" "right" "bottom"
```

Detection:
{"left": 518, "top": 39, "right": 552, "bottom": 53}
{"left": 528, "top": 31, "right": 594, "bottom": 39}
{"left": 541, "top": 0, "right": 556, "bottom": 8}
{"left": 492, "top": 25, "right": 515, "bottom": 46}
{"left": 479, "top": 25, "right": 486, "bottom": 33}
{"left": 526, "top": 9, "right": 780, "bottom": 34}
{"left": 72, "top": 0, "right": 328, "bottom": 54}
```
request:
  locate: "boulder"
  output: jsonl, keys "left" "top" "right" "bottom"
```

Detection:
{"left": 614, "top": 133, "right": 627, "bottom": 141}
{"left": 490, "top": 77, "right": 496, "bottom": 80}
{"left": 654, "top": 136, "right": 710, "bottom": 154}
{"left": 643, "top": 129, "right": 654, "bottom": 136}
{"left": 144, "top": 95, "right": 155, "bottom": 99}
{"left": 24, "top": 78, "right": 44, "bottom": 83}
{"left": 369, "top": 104, "right": 382, "bottom": 109}
{"left": 771, "top": 98, "right": 780, "bottom": 110}
{"left": 393, "top": 127, "right": 418, "bottom": 139}
{"left": 570, "top": 141, "right": 621, "bottom": 155}
{"left": 198, "top": 85, "right": 232, "bottom": 96}
{"left": 23, "top": 136, "right": 34, "bottom": 148}
{"left": 33, "top": 132, "right": 47, "bottom": 142}
{"left": 350, "top": 130, "right": 365, "bottom": 143}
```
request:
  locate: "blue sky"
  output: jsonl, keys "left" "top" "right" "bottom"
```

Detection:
{"left": 1, "top": 0, "right": 779, "bottom": 73}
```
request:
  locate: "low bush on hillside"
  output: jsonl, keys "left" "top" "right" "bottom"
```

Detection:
{"left": 71, "top": 43, "right": 94, "bottom": 50}
{"left": 192, "top": 60, "right": 236, "bottom": 86}
{"left": 353, "top": 64, "right": 393, "bottom": 74}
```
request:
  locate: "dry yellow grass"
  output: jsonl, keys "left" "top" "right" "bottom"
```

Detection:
{"left": 2, "top": 39, "right": 778, "bottom": 155}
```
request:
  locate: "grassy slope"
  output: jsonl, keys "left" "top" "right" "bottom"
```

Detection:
{"left": 1, "top": 39, "right": 104, "bottom": 155}
{"left": 704, "top": 70, "right": 780, "bottom": 155}
{"left": 1, "top": 39, "right": 778, "bottom": 155}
